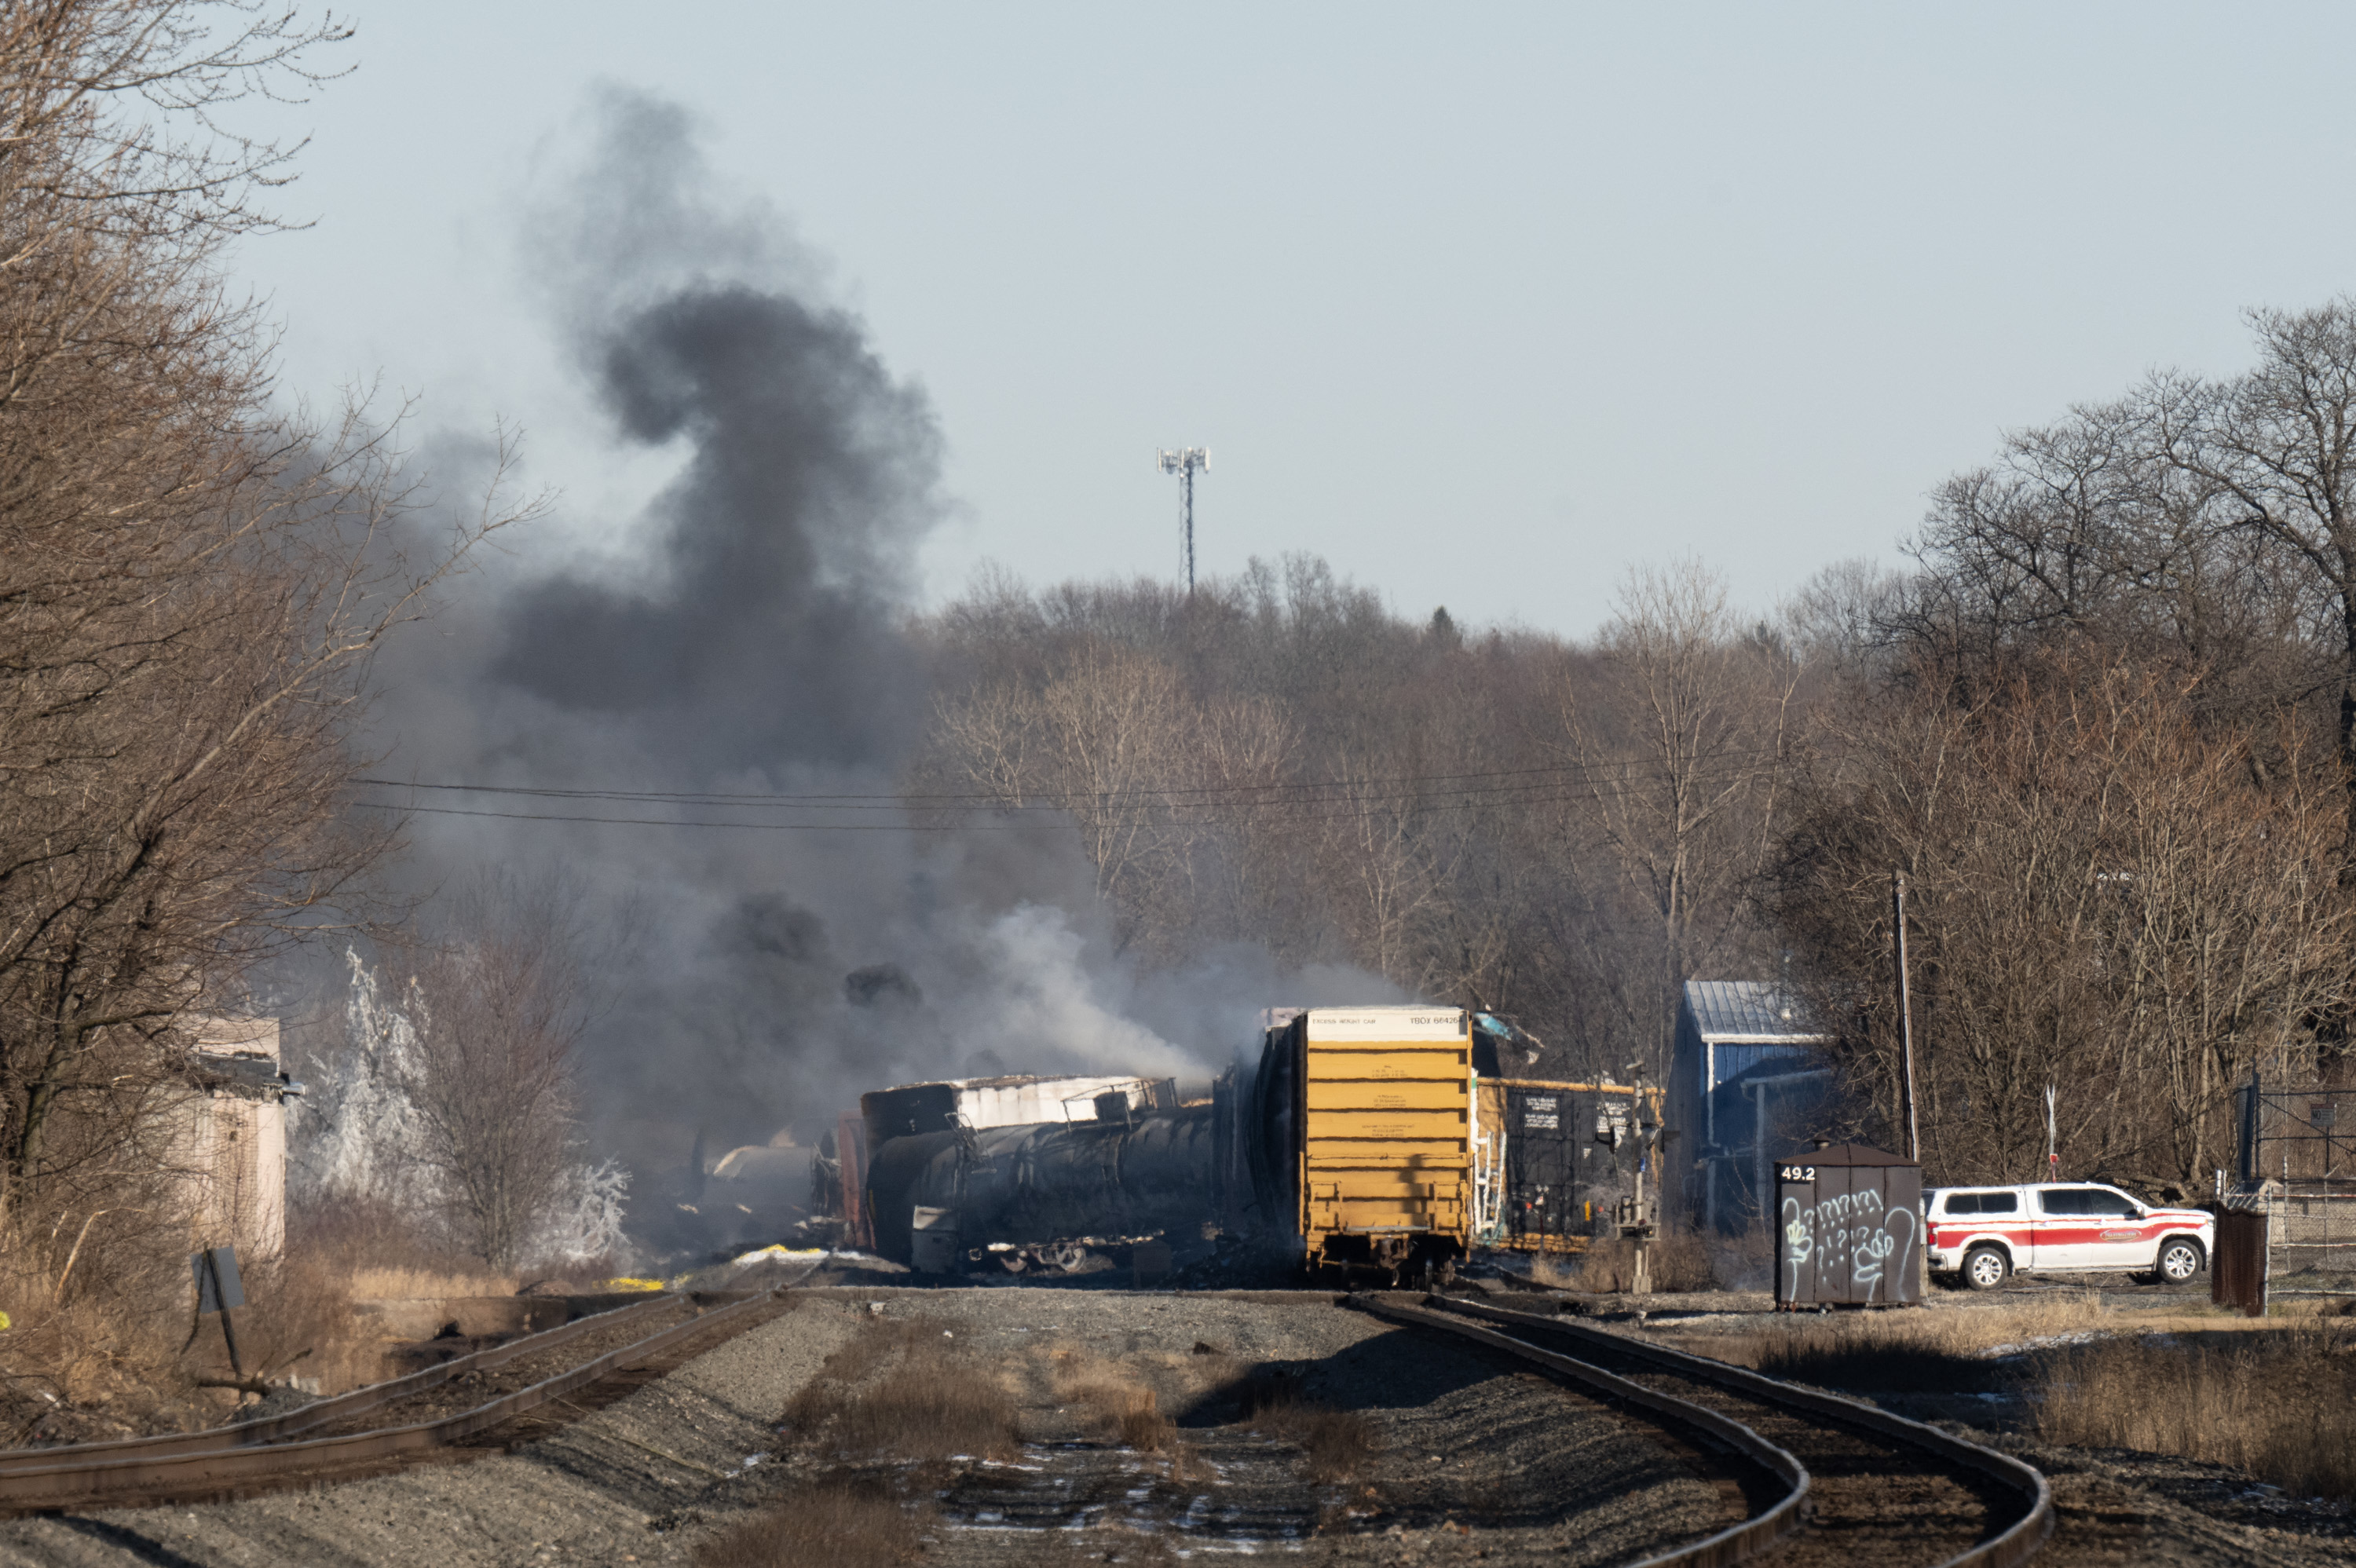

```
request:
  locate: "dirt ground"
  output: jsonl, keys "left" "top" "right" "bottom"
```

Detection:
{"left": 746, "top": 1288, "right": 1731, "bottom": 1566}
{"left": 0, "top": 1288, "right": 1733, "bottom": 1568}
{"left": 1557, "top": 1272, "right": 2356, "bottom": 1566}
{"left": 0, "top": 1296, "right": 861, "bottom": 1568}
{"left": 2, "top": 1277, "right": 2353, "bottom": 1566}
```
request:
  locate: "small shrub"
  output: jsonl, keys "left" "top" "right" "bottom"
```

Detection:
{"left": 784, "top": 1323, "right": 1018, "bottom": 1461}
{"left": 697, "top": 1479, "right": 923, "bottom": 1568}
{"left": 1064, "top": 1381, "right": 1175, "bottom": 1452}
{"left": 1247, "top": 1383, "right": 1378, "bottom": 1481}
{"left": 1546, "top": 1230, "right": 1722, "bottom": 1293}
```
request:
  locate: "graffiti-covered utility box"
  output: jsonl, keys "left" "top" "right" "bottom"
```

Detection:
{"left": 1773, "top": 1142, "right": 1922, "bottom": 1307}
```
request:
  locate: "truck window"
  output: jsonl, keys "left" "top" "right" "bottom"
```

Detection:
{"left": 2041, "top": 1188, "right": 2094, "bottom": 1215}
{"left": 1944, "top": 1193, "right": 1980, "bottom": 1215}
{"left": 1978, "top": 1192, "right": 2018, "bottom": 1213}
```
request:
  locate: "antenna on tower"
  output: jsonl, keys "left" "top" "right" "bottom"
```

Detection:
{"left": 1157, "top": 447, "right": 1209, "bottom": 597}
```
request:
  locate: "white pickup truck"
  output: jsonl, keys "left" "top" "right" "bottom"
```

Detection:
{"left": 1924, "top": 1182, "right": 2212, "bottom": 1290}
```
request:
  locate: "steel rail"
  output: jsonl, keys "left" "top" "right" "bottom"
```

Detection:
{"left": 0, "top": 1292, "right": 682, "bottom": 1477}
{"left": 1415, "top": 1295, "right": 2054, "bottom": 1568}
{"left": 1354, "top": 1297, "right": 1808, "bottom": 1568}
{"left": 0, "top": 1288, "right": 783, "bottom": 1515}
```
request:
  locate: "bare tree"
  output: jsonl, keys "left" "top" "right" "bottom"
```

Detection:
{"left": 1769, "top": 650, "right": 2354, "bottom": 1185}
{"left": 0, "top": 3, "right": 539, "bottom": 1220}
{"left": 1553, "top": 561, "right": 1802, "bottom": 1074}
{"left": 390, "top": 874, "right": 606, "bottom": 1270}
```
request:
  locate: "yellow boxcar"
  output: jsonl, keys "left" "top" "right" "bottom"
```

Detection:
{"left": 1287, "top": 1006, "right": 1473, "bottom": 1275}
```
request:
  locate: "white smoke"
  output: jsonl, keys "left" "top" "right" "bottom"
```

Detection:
{"left": 957, "top": 905, "right": 1208, "bottom": 1080}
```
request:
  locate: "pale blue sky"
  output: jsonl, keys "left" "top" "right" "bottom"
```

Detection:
{"left": 231, "top": 3, "right": 2356, "bottom": 636}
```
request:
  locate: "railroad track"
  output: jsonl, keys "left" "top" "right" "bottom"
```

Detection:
{"left": 1362, "top": 1293, "right": 2052, "bottom": 1568}
{"left": 0, "top": 1285, "right": 795, "bottom": 1516}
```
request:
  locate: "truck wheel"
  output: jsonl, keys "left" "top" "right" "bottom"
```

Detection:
{"left": 1963, "top": 1245, "right": 2010, "bottom": 1291}
{"left": 2154, "top": 1237, "right": 2204, "bottom": 1285}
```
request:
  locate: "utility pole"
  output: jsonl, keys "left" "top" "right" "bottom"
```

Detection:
{"left": 1158, "top": 448, "right": 1209, "bottom": 596}
{"left": 1892, "top": 870, "right": 1919, "bottom": 1162}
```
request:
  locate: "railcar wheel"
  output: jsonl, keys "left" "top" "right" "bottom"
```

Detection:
{"left": 1963, "top": 1245, "right": 2010, "bottom": 1291}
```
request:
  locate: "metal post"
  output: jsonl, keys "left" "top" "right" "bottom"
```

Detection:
{"left": 200, "top": 1251, "right": 243, "bottom": 1376}
{"left": 2238, "top": 1069, "right": 2260, "bottom": 1186}
{"left": 1753, "top": 1080, "right": 1769, "bottom": 1234}
{"left": 1892, "top": 871, "right": 1919, "bottom": 1162}
{"left": 1158, "top": 448, "right": 1208, "bottom": 598}
{"left": 1181, "top": 462, "right": 1194, "bottom": 595}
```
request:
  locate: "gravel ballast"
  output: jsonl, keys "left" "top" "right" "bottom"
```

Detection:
{"left": 0, "top": 1288, "right": 1737, "bottom": 1567}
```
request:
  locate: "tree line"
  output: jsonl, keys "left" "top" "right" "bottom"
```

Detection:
{"left": 916, "top": 300, "right": 2356, "bottom": 1194}
{"left": 0, "top": 2, "right": 572, "bottom": 1401}
{"left": 9, "top": 2, "right": 2356, "bottom": 1303}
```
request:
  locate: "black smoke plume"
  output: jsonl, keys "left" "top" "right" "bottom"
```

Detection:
{"left": 349, "top": 90, "right": 1388, "bottom": 1260}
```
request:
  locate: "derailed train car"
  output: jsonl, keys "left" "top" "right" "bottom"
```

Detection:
{"left": 854, "top": 1005, "right": 1662, "bottom": 1278}
{"left": 865, "top": 1103, "right": 1216, "bottom": 1270}
{"left": 1472, "top": 1076, "right": 1663, "bottom": 1253}
{"left": 1239, "top": 1005, "right": 1477, "bottom": 1277}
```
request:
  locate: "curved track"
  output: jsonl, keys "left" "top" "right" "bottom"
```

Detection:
{"left": 1362, "top": 1294, "right": 2051, "bottom": 1568}
{"left": 0, "top": 1287, "right": 792, "bottom": 1516}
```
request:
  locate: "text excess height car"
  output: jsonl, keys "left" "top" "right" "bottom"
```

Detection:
{"left": 1923, "top": 1182, "right": 2212, "bottom": 1290}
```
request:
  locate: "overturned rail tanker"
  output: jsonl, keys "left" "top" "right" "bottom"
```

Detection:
{"left": 865, "top": 1102, "right": 1219, "bottom": 1268}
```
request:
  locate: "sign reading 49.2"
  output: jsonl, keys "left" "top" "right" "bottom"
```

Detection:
{"left": 1778, "top": 1164, "right": 1816, "bottom": 1182}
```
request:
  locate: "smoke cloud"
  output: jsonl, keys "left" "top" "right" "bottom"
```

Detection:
{"left": 352, "top": 89, "right": 1394, "bottom": 1257}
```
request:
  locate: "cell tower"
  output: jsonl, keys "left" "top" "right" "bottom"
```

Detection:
{"left": 1158, "top": 447, "right": 1209, "bottom": 596}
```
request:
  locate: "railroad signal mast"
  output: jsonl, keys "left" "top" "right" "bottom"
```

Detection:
{"left": 1158, "top": 447, "right": 1209, "bottom": 596}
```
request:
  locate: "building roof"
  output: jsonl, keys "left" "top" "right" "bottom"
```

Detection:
{"left": 1681, "top": 981, "right": 1828, "bottom": 1044}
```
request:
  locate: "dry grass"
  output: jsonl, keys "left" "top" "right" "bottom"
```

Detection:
{"left": 0, "top": 1196, "right": 386, "bottom": 1438}
{"left": 1047, "top": 1344, "right": 1173, "bottom": 1452}
{"left": 697, "top": 1477, "right": 927, "bottom": 1568}
{"left": 341, "top": 1264, "right": 521, "bottom": 1301}
{"left": 1683, "top": 1289, "right": 2348, "bottom": 1387}
{"left": 784, "top": 1318, "right": 1020, "bottom": 1462}
{"left": 1243, "top": 1380, "right": 1378, "bottom": 1481}
{"left": 293, "top": 1198, "right": 521, "bottom": 1302}
{"left": 1727, "top": 1291, "right": 2120, "bottom": 1391}
{"left": 0, "top": 1201, "right": 218, "bottom": 1438}
{"left": 2037, "top": 1321, "right": 2356, "bottom": 1502}
{"left": 1655, "top": 1291, "right": 2356, "bottom": 1503}
{"left": 1538, "top": 1230, "right": 1725, "bottom": 1293}
{"left": 0, "top": 1190, "right": 601, "bottom": 1444}
{"left": 1066, "top": 1380, "right": 1176, "bottom": 1451}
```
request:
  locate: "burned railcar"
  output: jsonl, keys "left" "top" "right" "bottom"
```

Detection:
{"left": 860, "top": 1073, "right": 1176, "bottom": 1145}
{"left": 848, "top": 1005, "right": 1661, "bottom": 1279}
{"left": 1472, "top": 1075, "right": 1664, "bottom": 1254}
{"left": 865, "top": 1102, "right": 1219, "bottom": 1270}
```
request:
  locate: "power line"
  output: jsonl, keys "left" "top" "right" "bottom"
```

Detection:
{"left": 349, "top": 746, "right": 1791, "bottom": 808}
{"left": 347, "top": 759, "right": 1791, "bottom": 834}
